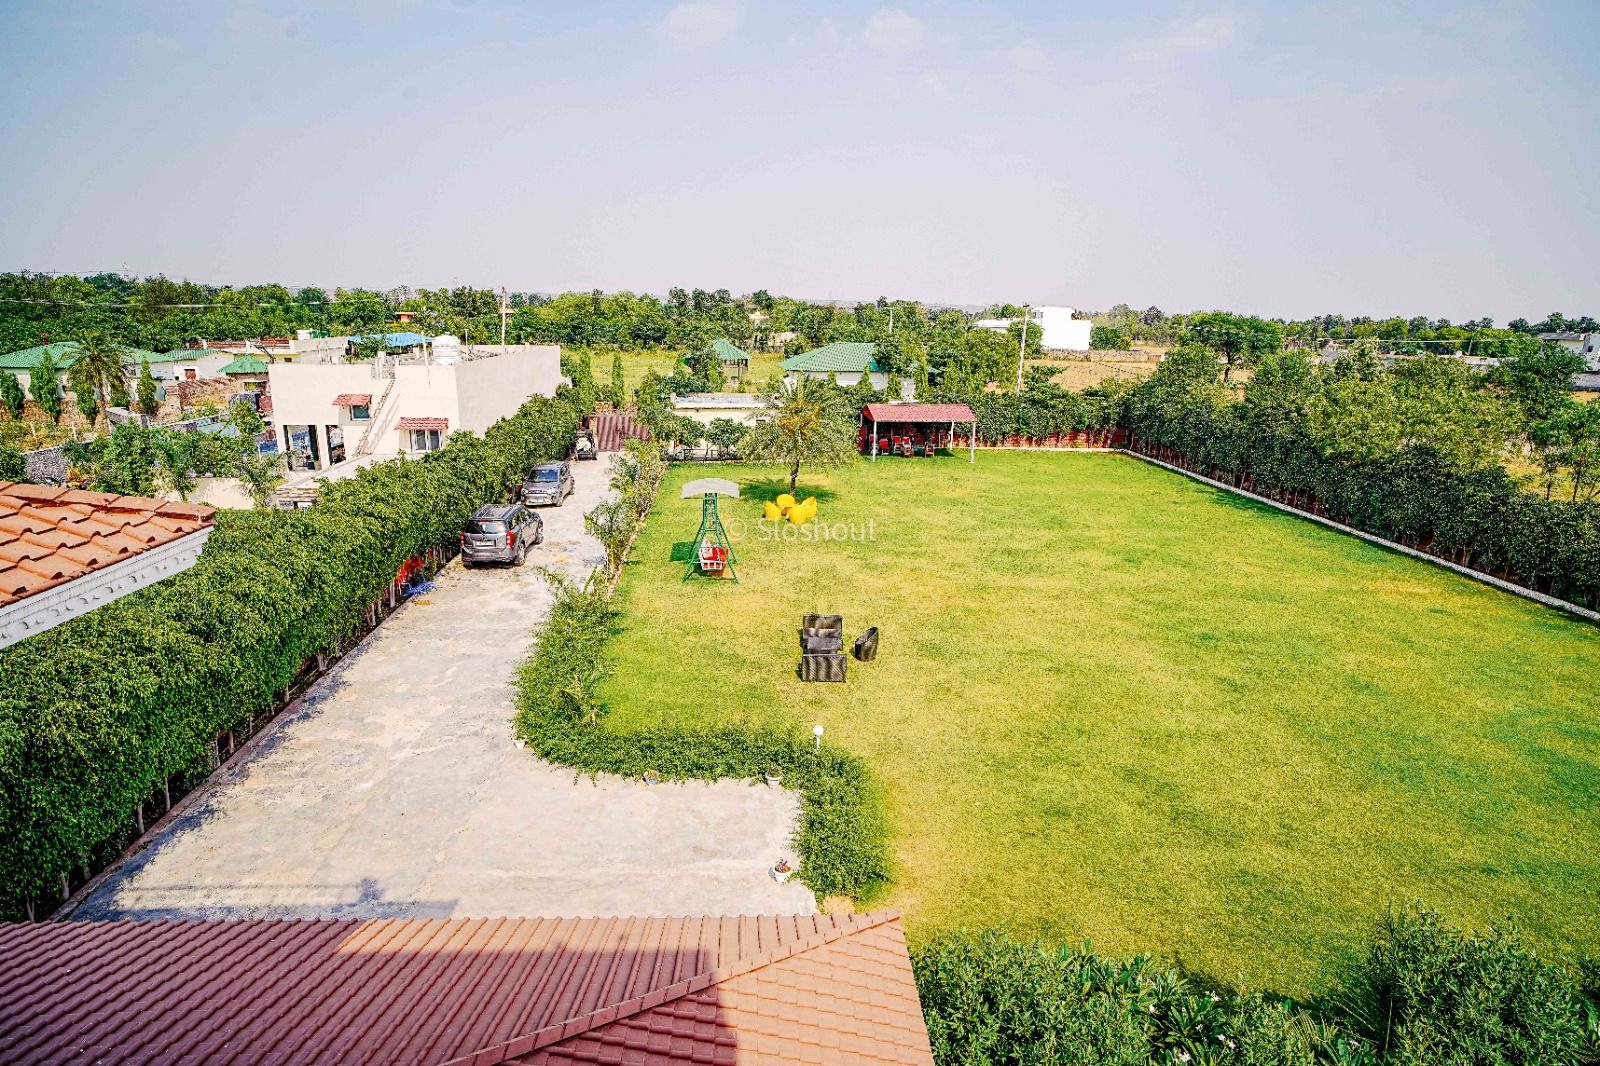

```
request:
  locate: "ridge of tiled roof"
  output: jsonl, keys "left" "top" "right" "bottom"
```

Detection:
{"left": 0, "top": 913, "right": 932, "bottom": 1066}
{"left": 456, "top": 910, "right": 909, "bottom": 1066}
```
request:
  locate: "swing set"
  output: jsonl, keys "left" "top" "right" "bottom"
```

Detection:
{"left": 681, "top": 477, "right": 740, "bottom": 582}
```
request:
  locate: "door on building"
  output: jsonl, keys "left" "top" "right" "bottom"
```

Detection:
{"left": 285, "top": 424, "right": 320, "bottom": 470}
{"left": 326, "top": 425, "right": 347, "bottom": 465}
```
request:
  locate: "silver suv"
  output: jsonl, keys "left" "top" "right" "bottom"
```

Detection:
{"left": 460, "top": 503, "right": 543, "bottom": 567}
{"left": 520, "top": 461, "right": 575, "bottom": 507}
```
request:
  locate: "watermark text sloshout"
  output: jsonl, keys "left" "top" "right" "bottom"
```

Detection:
{"left": 726, "top": 516, "right": 880, "bottom": 543}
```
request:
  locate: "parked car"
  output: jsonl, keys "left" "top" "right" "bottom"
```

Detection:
{"left": 459, "top": 503, "right": 543, "bottom": 567}
{"left": 520, "top": 461, "right": 575, "bottom": 507}
{"left": 572, "top": 428, "right": 598, "bottom": 460}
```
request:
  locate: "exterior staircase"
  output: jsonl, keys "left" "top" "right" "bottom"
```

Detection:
{"left": 355, "top": 361, "right": 397, "bottom": 457}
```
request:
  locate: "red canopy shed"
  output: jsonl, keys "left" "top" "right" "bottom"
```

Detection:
{"left": 860, "top": 402, "right": 978, "bottom": 463}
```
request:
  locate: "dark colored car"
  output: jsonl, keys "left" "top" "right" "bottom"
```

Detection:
{"left": 459, "top": 503, "right": 543, "bottom": 567}
{"left": 519, "top": 461, "right": 575, "bottom": 507}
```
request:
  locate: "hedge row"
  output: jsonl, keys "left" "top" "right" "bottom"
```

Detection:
{"left": 0, "top": 393, "right": 582, "bottom": 915}
{"left": 1125, "top": 419, "right": 1600, "bottom": 611}
{"left": 513, "top": 451, "right": 891, "bottom": 901}
{"left": 962, "top": 383, "right": 1128, "bottom": 445}
{"left": 915, "top": 906, "right": 1600, "bottom": 1065}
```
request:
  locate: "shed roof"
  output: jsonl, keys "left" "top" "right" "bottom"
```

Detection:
{"left": 780, "top": 342, "right": 880, "bottom": 374}
{"left": 711, "top": 338, "right": 750, "bottom": 364}
{"left": 397, "top": 416, "right": 449, "bottom": 431}
{"left": 332, "top": 392, "right": 373, "bottom": 406}
{"left": 861, "top": 403, "right": 976, "bottom": 423}
{"left": 0, "top": 483, "right": 213, "bottom": 606}
{"left": 0, "top": 342, "right": 171, "bottom": 371}
{"left": 0, "top": 912, "right": 932, "bottom": 1065}
{"left": 217, "top": 354, "right": 270, "bottom": 374}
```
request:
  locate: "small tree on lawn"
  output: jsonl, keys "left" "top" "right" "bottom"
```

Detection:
{"left": 136, "top": 358, "right": 159, "bottom": 416}
{"left": 585, "top": 499, "right": 634, "bottom": 576}
{"left": 739, "top": 375, "right": 858, "bottom": 494}
{"left": 30, "top": 350, "right": 63, "bottom": 423}
{"left": 0, "top": 370, "right": 24, "bottom": 418}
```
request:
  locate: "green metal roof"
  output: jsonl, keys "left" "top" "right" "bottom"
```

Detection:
{"left": 779, "top": 341, "right": 880, "bottom": 374}
{"left": 710, "top": 339, "right": 750, "bottom": 364}
{"left": 217, "top": 354, "right": 270, "bottom": 374}
{"left": 0, "top": 342, "right": 185, "bottom": 370}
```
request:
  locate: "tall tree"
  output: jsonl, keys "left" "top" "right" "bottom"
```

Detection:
{"left": 1183, "top": 312, "right": 1283, "bottom": 382}
{"left": 135, "top": 358, "right": 159, "bottom": 416}
{"left": 30, "top": 350, "right": 62, "bottom": 423}
{"left": 611, "top": 353, "right": 625, "bottom": 406}
{"left": 739, "top": 376, "right": 858, "bottom": 493}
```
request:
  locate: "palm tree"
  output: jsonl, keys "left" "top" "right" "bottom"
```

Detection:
{"left": 237, "top": 451, "right": 287, "bottom": 509}
{"left": 738, "top": 375, "right": 859, "bottom": 494}
{"left": 69, "top": 332, "right": 129, "bottom": 419}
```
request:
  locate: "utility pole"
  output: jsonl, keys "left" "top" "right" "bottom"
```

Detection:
{"left": 1016, "top": 304, "right": 1030, "bottom": 393}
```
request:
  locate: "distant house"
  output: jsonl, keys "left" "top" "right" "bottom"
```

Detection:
{"left": 0, "top": 911, "right": 935, "bottom": 1065}
{"left": 710, "top": 338, "right": 751, "bottom": 382}
{"left": 0, "top": 342, "right": 234, "bottom": 395}
{"left": 971, "top": 306, "right": 1092, "bottom": 352}
{"left": 216, "top": 354, "right": 270, "bottom": 380}
{"left": 780, "top": 341, "right": 914, "bottom": 398}
{"left": 671, "top": 391, "right": 771, "bottom": 427}
{"left": 0, "top": 482, "right": 215, "bottom": 649}
{"left": 1540, "top": 331, "right": 1600, "bottom": 371}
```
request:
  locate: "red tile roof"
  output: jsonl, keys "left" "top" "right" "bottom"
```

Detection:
{"left": 397, "top": 416, "right": 450, "bottom": 431}
{"left": 0, "top": 912, "right": 931, "bottom": 1066}
{"left": 0, "top": 483, "right": 214, "bottom": 606}
{"left": 332, "top": 392, "right": 373, "bottom": 406}
{"left": 861, "top": 403, "right": 976, "bottom": 423}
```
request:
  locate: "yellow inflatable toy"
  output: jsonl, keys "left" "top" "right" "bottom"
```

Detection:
{"left": 769, "top": 493, "right": 820, "bottom": 524}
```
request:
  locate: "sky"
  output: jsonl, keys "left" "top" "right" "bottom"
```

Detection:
{"left": 1, "top": 0, "right": 1597, "bottom": 322}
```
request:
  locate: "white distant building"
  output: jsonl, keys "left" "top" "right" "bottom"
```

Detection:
{"left": 267, "top": 343, "right": 563, "bottom": 475}
{"left": 1540, "top": 332, "right": 1600, "bottom": 370}
{"left": 971, "top": 306, "right": 1092, "bottom": 352}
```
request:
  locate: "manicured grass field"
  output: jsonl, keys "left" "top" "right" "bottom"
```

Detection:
{"left": 584, "top": 348, "right": 785, "bottom": 396}
{"left": 598, "top": 451, "right": 1600, "bottom": 993}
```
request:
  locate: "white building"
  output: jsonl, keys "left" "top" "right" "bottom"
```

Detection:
{"left": 267, "top": 344, "right": 563, "bottom": 474}
{"left": 1540, "top": 331, "right": 1600, "bottom": 370}
{"left": 971, "top": 306, "right": 1093, "bottom": 352}
{"left": 671, "top": 392, "right": 771, "bottom": 427}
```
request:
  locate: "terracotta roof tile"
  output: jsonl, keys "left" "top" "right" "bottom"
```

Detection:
{"left": 0, "top": 914, "right": 930, "bottom": 1066}
{"left": 397, "top": 416, "right": 450, "bottom": 431}
{"left": 333, "top": 392, "right": 373, "bottom": 406}
{"left": 861, "top": 402, "right": 977, "bottom": 423}
{"left": 0, "top": 484, "right": 215, "bottom": 609}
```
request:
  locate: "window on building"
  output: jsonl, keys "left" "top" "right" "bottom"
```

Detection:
{"left": 350, "top": 404, "right": 370, "bottom": 420}
{"left": 410, "top": 429, "right": 443, "bottom": 452}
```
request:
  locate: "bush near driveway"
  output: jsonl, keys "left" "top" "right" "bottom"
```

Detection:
{"left": 0, "top": 393, "right": 582, "bottom": 918}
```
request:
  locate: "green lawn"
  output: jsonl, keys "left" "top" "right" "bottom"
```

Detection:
{"left": 598, "top": 451, "right": 1600, "bottom": 993}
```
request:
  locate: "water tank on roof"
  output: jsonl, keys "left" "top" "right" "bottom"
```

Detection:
{"left": 432, "top": 334, "right": 461, "bottom": 364}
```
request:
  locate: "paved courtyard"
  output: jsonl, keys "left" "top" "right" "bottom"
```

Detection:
{"left": 73, "top": 458, "right": 815, "bottom": 921}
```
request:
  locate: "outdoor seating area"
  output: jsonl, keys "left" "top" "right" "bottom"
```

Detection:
{"left": 859, "top": 402, "right": 978, "bottom": 463}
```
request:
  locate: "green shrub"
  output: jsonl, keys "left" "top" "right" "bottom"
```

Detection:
{"left": 1092, "top": 325, "right": 1133, "bottom": 351}
{"left": 0, "top": 393, "right": 582, "bottom": 915}
{"left": 1344, "top": 905, "right": 1590, "bottom": 1065}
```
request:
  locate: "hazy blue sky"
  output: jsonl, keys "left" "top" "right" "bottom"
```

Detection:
{"left": 1, "top": 1, "right": 1596, "bottom": 320}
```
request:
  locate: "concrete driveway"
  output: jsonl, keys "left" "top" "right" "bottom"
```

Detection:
{"left": 72, "top": 457, "right": 815, "bottom": 921}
